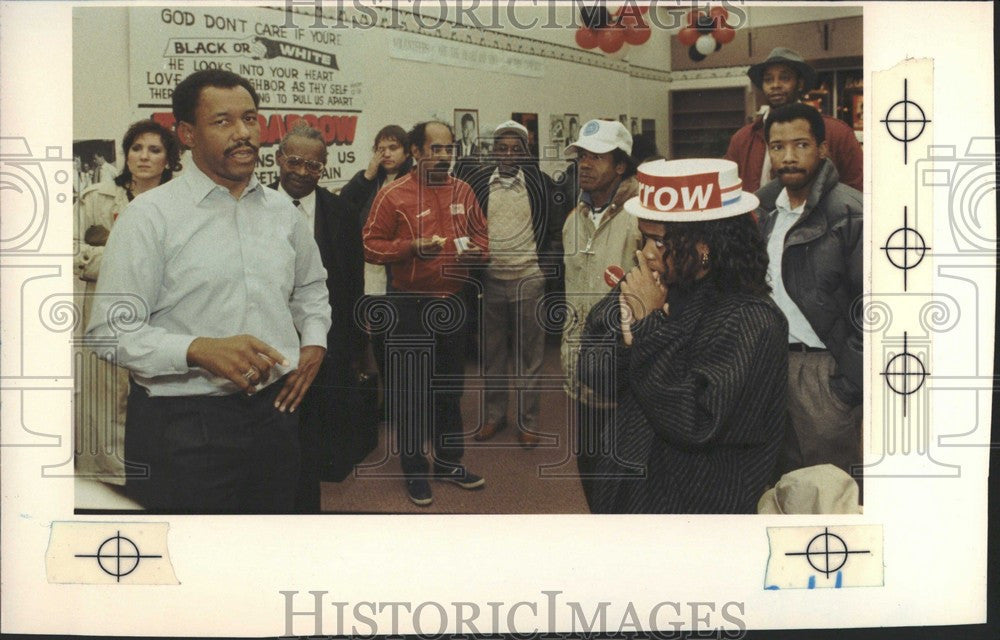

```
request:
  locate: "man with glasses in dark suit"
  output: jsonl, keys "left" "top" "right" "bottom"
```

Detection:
{"left": 273, "top": 122, "right": 364, "bottom": 511}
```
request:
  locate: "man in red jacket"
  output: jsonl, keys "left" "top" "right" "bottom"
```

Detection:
{"left": 362, "top": 120, "right": 489, "bottom": 507}
{"left": 725, "top": 47, "right": 863, "bottom": 193}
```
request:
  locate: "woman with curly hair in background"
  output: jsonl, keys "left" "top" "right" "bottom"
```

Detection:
{"left": 577, "top": 158, "right": 788, "bottom": 513}
{"left": 75, "top": 119, "right": 181, "bottom": 485}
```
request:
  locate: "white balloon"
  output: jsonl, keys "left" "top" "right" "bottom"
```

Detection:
{"left": 605, "top": 1, "right": 624, "bottom": 17}
{"left": 695, "top": 33, "right": 716, "bottom": 56}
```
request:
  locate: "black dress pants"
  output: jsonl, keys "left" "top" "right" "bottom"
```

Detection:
{"left": 384, "top": 294, "right": 467, "bottom": 478}
{"left": 124, "top": 379, "right": 299, "bottom": 513}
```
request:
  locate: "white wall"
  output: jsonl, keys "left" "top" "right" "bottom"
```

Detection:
{"left": 74, "top": 5, "right": 666, "bottom": 185}
{"left": 73, "top": 3, "right": 860, "bottom": 185}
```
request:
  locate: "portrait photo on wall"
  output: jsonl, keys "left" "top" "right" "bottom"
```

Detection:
{"left": 549, "top": 114, "right": 565, "bottom": 146}
{"left": 564, "top": 113, "right": 580, "bottom": 145}
{"left": 72, "top": 139, "right": 118, "bottom": 198}
{"left": 453, "top": 108, "right": 480, "bottom": 159}
{"left": 511, "top": 111, "right": 539, "bottom": 159}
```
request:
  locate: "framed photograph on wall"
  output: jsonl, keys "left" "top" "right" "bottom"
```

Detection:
{"left": 564, "top": 113, "right": 580, "bottom": 145}
{"left": 549, "top": 114, "right": 565, "bottom": 146}
{"left": 511, "top": 112, "right": 539, "bottom": 159}
{"left": 72, "top": 139, "right": 118, "bottom": 199}
{"left": 453, "top": 108, "right": 480, "bottom": 159}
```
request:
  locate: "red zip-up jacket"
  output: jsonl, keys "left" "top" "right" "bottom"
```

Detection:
{"left": 725, "top": 113, "right": 863, "bottom": 193}
{"left": 362, "top": 171, "right": 488, "bottom": 295}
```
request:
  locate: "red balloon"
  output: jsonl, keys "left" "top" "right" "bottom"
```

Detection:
{"left": 638, "top": 5, "right": 649, "bottom": 14}
{"left": 624, "top": 24, "right": 652, "bottom": 45}
{"left": 598, "top": 26, "right": 626, "bottom": 54}
{"left": 619, "top": 13, "right": 640, "bottom": 28}
{"left": 709, "top": 6, "right": 730, "bottom": 26}
{"left": 677, "top": 26, "right": 700, "bottom": 47}
{"left": 576, "top": 27, "right": 599, "bottom": 49}
{"left": 712, "top": 25, "right": 736, "bottom": 44}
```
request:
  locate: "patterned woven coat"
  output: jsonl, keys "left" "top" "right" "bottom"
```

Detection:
{"left": 578, "top": 280, "right": 789, "bottom": 513}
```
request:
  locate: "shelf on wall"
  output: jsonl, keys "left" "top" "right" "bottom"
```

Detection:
{"left": 670, "top": 87, "right": 748, "bottom": 159}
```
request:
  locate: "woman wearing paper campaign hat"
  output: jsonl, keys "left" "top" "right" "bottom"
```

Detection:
{"left": 577, "top": 158, "right": 789, "bottom": 513}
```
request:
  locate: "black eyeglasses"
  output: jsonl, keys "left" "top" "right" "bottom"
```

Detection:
{"left": 282, "top": 155, "right": 325, "bottom": 174}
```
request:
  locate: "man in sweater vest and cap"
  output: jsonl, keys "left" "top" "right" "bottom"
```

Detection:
{"left": 726, "top": 47, "right": 863, "bottom": 193}
{"left": 561, "top": 119, "right": 642, "bottom": 510}
{"left": 470, "top": 120, "right": 567, "bottom": 447}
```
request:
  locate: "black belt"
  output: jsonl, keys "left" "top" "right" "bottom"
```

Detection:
{"left": 788, "top": 342, "right": 827, "bottom": 353}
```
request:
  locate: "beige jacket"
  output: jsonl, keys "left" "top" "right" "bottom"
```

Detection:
{"left": 73, "top": 181, "right": 131, "bottom": 484}
{"left": 75, "top": 181, "right": 128, "bottom": 286}
{"left": 560, "top": 177, "right": 641, "bottom": 403}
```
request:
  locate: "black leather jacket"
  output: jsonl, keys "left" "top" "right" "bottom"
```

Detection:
{"left": 756, "top": 158, "right": 864, "bottom": 405}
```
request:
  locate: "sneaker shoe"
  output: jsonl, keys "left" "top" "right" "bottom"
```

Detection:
{"left": 406, "top": 479, "right": 433, "bottom": 506}
{"left": 435, "top": 465, "right": 485, "bottom": 490}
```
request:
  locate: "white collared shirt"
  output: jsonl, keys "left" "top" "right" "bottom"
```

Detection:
{"left": 767, "top": 188, "right": 827, "bottom": 348}
{"left": 276, "top": 183, "right": 316, "bottom": 231}
{"left": 489, "top": 166, "right": 524, "bottom": 191}
{"left": 86, "top": 161, "right": 331, "bottom": 396}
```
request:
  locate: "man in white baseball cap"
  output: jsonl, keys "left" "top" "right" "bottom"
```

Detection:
{"left": 560, "top": 119, "right": 642, "bottom": 509}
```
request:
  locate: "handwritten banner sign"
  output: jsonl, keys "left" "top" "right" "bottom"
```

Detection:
{"left": 128, "top": 7, "right": 365, "bottom": 186}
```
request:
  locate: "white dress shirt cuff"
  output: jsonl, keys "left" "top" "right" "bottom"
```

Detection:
{"left": 299, "top": 324, "right": 329, "bottom": 351}
{"left": 164, "top": 334, "right": 198, "bottom": 374}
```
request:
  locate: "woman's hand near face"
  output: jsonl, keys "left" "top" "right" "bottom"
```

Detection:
{"left": 620, "top": 249, "right": 668, "bottom": 324}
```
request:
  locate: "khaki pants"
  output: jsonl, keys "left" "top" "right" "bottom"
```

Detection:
{"left": 787, "top": 351, "right": 863, "bottom": 478}
{"left": 482, "top": 274, "right": 545, "bottom": 429}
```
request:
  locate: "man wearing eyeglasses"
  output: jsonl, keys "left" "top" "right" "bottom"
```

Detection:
{"left": 363, "top": 120, "right": 490, "bottom": 507}
{"left": 273, "top": 122, "right": 364, "bottom": 512}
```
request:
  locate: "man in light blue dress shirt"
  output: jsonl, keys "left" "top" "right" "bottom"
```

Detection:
{"left": 86, "top": 70, "right": 331, "bottom": 513}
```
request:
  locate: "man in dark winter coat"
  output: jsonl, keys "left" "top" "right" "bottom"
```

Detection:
{"left": 756, "top": 102, "right": 864, "bottom": 482}
{"left": 339, "top": 125, "right": 413, "bottom": 382}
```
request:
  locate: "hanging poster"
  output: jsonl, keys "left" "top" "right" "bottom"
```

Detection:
{"left": 127, "top": 7, "right": 367, "bottom": 187}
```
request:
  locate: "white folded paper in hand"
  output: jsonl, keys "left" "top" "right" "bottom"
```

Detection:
{"left": 454, "top": 236, "right": 471, "bottom": 254}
